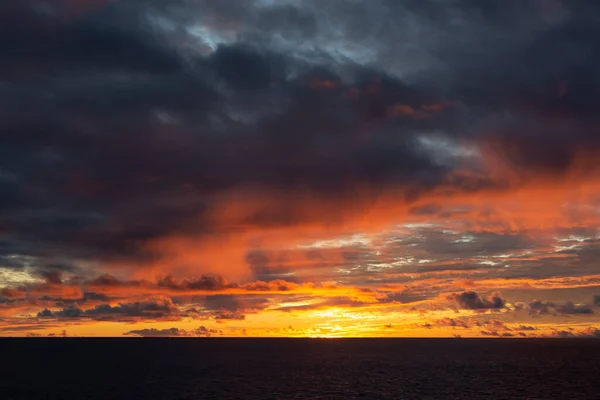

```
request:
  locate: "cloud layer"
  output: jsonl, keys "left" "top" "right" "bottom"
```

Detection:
{"left": 1, "top": 0, "right": 600, "bottom": 336}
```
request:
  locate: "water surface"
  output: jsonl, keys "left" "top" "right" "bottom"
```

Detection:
{"left": 1, "top": 338, "right": 599, "bottom": 399}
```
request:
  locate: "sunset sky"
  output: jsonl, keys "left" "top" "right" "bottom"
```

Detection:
{"left": 1, "top": 0, "right": 600, "bottom": 338}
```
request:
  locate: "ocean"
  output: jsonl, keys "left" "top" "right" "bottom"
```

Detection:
{"left": 1, "top": 338, "right": 599, "bottom": 399}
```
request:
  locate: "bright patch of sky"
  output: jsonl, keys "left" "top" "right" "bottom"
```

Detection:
{"left": 0, "top": 268, "right": 42, "bottom": 288}
{"left": 297, "top": 234, "right": 372, "bottom": 249}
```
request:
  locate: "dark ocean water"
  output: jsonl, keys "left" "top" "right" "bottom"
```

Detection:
{"left": 1, "top": 338, "right": 599, "bottom": 400}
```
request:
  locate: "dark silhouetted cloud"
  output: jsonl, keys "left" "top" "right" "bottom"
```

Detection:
{"left": 449, "top": 291, "right": 505, "bottom": 310}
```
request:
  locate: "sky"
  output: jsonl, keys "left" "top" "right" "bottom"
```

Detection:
{"left": 1, "top": 0, "right": 600, "bottom": 338}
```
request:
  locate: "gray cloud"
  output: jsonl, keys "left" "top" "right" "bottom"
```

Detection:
{"left": 545, "top": 328, "right": 600, "bottom": 339}
{"left": 528, "top": 300, "right": 594, "bottom": 316}
{"left": 124, "top": 326, "right": 222, "bottom": 337}
{"left": 37, "top": 296, "right": 180, "bottom": 321}
{"left": 449, "top": 291, "right": 505, "bottom": 310}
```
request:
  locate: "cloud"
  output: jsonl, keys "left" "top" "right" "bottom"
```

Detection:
{"left": 421, "top": 318, "right": 469, "bottom": 329}
{"left": 184, "top": 307, "right": 247, "bottom": 323}
{"left": 515, "top": 325, "right": 538, "bottom": 331}
{"left": 38, "top": 270, "right": 63, "bottom": 285}
{"left": 55, "top": 305, "right": 84, "bottom": 318}
{"left": 36, "top": 308, "right": 54, "bottom": 318}
{"left": 80, "top": 292, "right": 111, "bottom": 303}
{"left": 157, "top": 274, "right": 237, "bottom": 291}
{"left": 448, "top": 291, "right": 505, "bottom": 310}
{"left": 582, "top": 328, "right": 600, "bottom": 338}
{"left": 0, "top": 0, "right": 182, "bottom": 79}
{"left": 89, "top": 274, "right": 127, "bottom": 287}
{"left": 481, "top": 331, "right": 513, "bottom": 338}
{"left": 125, "top": 328, "right": 187, "bottom": 337}
{"left": 202, "top": 294, "right": 270, "bottom": 313}
{"left": 528, "top": 300, "right": 594, "bottom": 316}
{"left": 4, "top": 0, "right": 600, "bottom": 336}
{"left": 1, "top": 1, "right": 600, "bottom": 273}
{"left": 124, "top": 326, "right": 222, "bottom": 337}
{"left": 545, "top": 328, "right": 600, "bottom": 339}
{"left": 556, "top": 302, "right": 594, "bottom": 315}
{"left": 0, "top": 0, "right": 480, "bottom": 283}
{"left": 419, "top": 317, "right": 542, "bottom": 338}
{"left": 212, "top": 310, "right": 246, "bottom": 322}
{"left": 275, "top": 296, "right": 368, "bottom": 312}
{"left": 37, "top": 296, "right": 180, "bottom": 321}
{"left": 85, "top": 297, "right": 179, "bottom": 319}
{"left": 528, "top": 300, "right": 554, "bottom": 315}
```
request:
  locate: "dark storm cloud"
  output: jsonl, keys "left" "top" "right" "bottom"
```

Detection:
{"left": 431, "top": 2, "right": 600, "bottom": 177}
{"left": 0, "top": 0, "right": 461, "bottom": 273}
{"left": 2, "top": 0, "right": 600, "bottom": 281}
{"left": 0, "top": 1, "right": 183, "bottom": 79}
